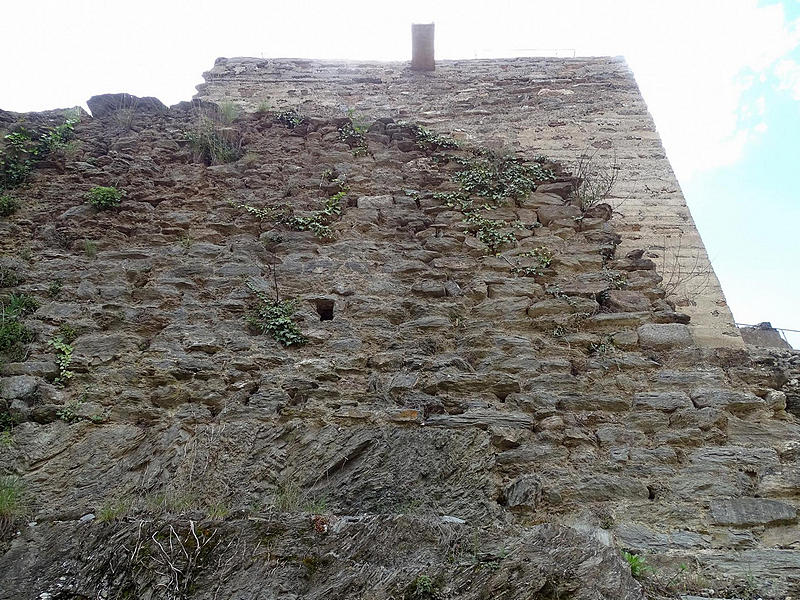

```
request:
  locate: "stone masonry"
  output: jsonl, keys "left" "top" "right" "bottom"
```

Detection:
{"left": 196, "top": 56, "right": 743, "bottom": 349}
{"left": 0, "top": 71, "right": 798, "bottom": 598}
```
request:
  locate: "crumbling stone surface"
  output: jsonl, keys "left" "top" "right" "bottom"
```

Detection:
{"left": 0, "top": 517, "right": 644, "bottom": 600}
{"left": 0, "top": 96, "right": 799, "bottom": 598}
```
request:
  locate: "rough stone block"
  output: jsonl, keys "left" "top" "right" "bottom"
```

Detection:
{"left": 603, "top": 290, "right": 651, "bottom": 312}
{"left": 536, "top": 204, "right": 581, "bottom": 226}
{"left": 615, "top": 523, "right": 710, "bottom": 553}
{"left": 637, "top": 323, "right": 692, "bottom": 349}
{"left": 357, "top": 195, "right": 394, "bottom": 209}
{"left": 504, "top": 475, "right": 543, "bottom": 509}
{"left": 557, "top": 393, "right": 631, "bottom": 412}
{"left": 633, "top": 391, "right": 693, "bottom": 412}
{"left": 710, "top": 498, "right": 797, "bottom": 527}
{"left": 527, "top": 297, "right": 598, "bottom": 318}
{"left": 569, "top": 475, "right": 650, "bottom": 501}
{"left": 0, "top": 375, "right": 40, "bottom": 402}
{"left": 691, "top": 389, "right": 766, "bottom": 413}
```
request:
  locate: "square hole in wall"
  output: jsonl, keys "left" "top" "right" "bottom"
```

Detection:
{"left": 315, "top": 299, "right": 334, "bottom": 321}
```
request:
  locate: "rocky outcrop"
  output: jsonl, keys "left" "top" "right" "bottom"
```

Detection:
{"left": 0, "top": 518, "right": 645, "bottom": 600}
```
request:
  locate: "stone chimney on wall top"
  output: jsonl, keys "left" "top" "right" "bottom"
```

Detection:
{"left": 411, "top": 23, "right": 435, "bottom": 71}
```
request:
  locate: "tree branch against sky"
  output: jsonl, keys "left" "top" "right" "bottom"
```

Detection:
{"left": 1, "top": 0, "right": 798, "bottom": 345}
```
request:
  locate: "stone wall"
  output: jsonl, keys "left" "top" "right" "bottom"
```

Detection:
{"left": 196, "top": 56, "right": 743, "bottom": 349}
{"left": 0, "top": 94, "right": 798, "bottom": 598}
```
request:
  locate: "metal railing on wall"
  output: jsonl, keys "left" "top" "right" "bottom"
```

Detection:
{"left": 736, "top": 322, "right": 800, "bottom": 345}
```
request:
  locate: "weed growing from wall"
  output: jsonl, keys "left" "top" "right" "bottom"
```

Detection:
{"left": 49, "top": 335, "right": 74, "bottom": 386}
{"left": 0, "top": 195, "right": 19, "bottom": 217}
{"left": 510, "top": 247, "right": 554, "bottom": 277}
{"left": 0, "top": 267, "right": 21, "bottom": 288}
{"left": 233, "top": 189, "right": 347, "bottom": 241}
{"left": 283, "top": 190, "right": 346, "bottom": 240}
{"left": 435, "top": 191, "right": 515, "bottom": 255}
{"left": 453, "top": 154, "right": 554, "bottom": 203}
{"left": 571, "top": 148, "right": 619, "bottom": 210}
{"left": 410, "top": 124, "right": 460, "bottom": 152}
{"left": 432, "top": 151, "right": 555, "bottom": 255}
{"left": 0, "top": 117, "right": 77, "bottom": 190}
{"left": 83, "top": 240, "right": 98, "bottom": 259}
{"left": 245, "top": 280, "right": 307, "bottom": 347}
{"left": 622, "top": 551, "right": 653, "bottom": 579}
{"left": 86, "top": 186, "right": 124, "bottom": 210}
{"left": 186, "top": 108, "right": 243, "bottom": 165}
{"left": 275, "top": 109, "right": 304, "bottom": 128}
{"left": 0, "top": 293, "right": 35, "bottom": 363}
{"left": 659, "top": 234, "right": 712, "bottom": 306}
{"left": 338, "top": 120, "right": 368, "bottom": 156}
{"left": 97, "top": 497, "right": 131, "bottom": 522}
{"left": 3, "top": 293, "right": 39, "bottom": 317}
{"left": 0, "top": 476, "right": 26, "bottom": 536}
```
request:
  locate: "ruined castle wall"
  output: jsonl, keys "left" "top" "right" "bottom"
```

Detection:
{"left": 2, "top": 89, "right": 799, "bottom": 597}
{"left": 196, "top": 56, "right": 742, "bottom": 348}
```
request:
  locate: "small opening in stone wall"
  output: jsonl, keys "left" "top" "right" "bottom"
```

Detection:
{"left": 647, "top": 485, "right": 656, "bottom": 501}
{"left": 316, "top": 299, "right": 334, "bottom": 321}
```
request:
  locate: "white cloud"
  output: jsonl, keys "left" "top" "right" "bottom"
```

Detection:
{"left": 774, "top": 58, "right": 800, "bottom": 99}
{"left": 618, "top": 1, "right": 800, "bottom": 179}
{"left": 0, "top": 0, "right": 798, "bottom": 181}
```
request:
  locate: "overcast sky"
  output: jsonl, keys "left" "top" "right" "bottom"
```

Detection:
{"left": 2, "top": 0, "right": 798, "bottom": 346}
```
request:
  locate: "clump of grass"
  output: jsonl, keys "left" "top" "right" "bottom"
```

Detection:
{"left": 47, "top": 279, "right": 63, "bottom": 298}
{"left": 205, "top": 501, "right": 230, "bottom": 519}
{"left": 0, "top": 266, "right": 21, "bottom": 288}
{"left": 86, "top": 186, "right": 124, "bottom": 210}
{"left": 97, "top": 497, "right": 131, "bottom": 522}
{"left": 304, "top": 496, "right": 328, "bottom": 513}
{"left": 144, "top": 491, "right": 198, "bottom": 514}
{"left": 0, "top": 476, "right": 26, "bottom": 530}
{"left": 218, "top": 101, "right": 240, "bottom": 124}
{"left": 1, "top": 409, "right": 17, "bottom": 438}
{"left": 3, "top": 293, "right": 39, "bottom": 318}
{"left": 186, "top": 110, "right": 243, "bottom": 165}
{"left": 273, "top": 481, "right": 301, "bottom": 511}
{"left": 0, "top": 195, "right": 19, "bottom": 217}
{"left": 0, "top": 315, "right": 33, "bottom": 362}
{"left": 83, "top": 240, "right": 97, "bottom": 259}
